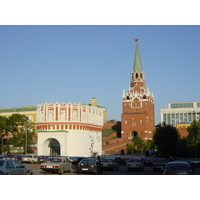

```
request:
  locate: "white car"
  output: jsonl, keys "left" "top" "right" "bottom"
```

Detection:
{"left": 126, "top": 158, "right": 144, "bottom": 171}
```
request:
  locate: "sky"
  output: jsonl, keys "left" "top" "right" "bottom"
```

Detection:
{"left": 0, "top": 25, "right": 200, "bottom": 125}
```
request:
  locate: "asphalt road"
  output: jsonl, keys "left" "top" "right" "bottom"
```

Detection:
{"left": 24, "top": 163, "right": 200, "bottom": 175}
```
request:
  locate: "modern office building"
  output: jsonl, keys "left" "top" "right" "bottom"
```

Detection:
{"left": 160, "top": 101, "right": 200, "bottom": 126}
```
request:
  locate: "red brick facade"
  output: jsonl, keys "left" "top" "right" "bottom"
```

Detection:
{"left": 121, "top": 41, "right": 155, "bottom": 140}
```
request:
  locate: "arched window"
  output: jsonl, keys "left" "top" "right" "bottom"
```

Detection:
{"left": 131, "top": 131, "right": 138, "bottom": 137}
{"left": 135, "top": 73, "right": 138, "bottom": 78}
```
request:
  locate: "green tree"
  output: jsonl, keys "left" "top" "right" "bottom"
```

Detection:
{"left": 153, "top": 122, "right": 180, "bottom": 158}
{"left": 4, "top": 114, "right": 35, "bottom": 154}
{"left": 177, "top": 137, "right": 191, "bottom": 158}
{"left": 0, "top": 116, "right": 10, "bottom": 153}
{"left": 186, "top": 120, "right": 200, "bottom": 157}
{"left": 132, "top": 135, "right": 144, "bottom": 153}
{"left": 126, "top": 143, "right": 135, "bottom": 154}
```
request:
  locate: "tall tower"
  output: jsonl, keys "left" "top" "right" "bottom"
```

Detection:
{"left": 121, "top": 39, "right": 155, "bottom": 140}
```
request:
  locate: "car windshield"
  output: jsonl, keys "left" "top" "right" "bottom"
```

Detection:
{"left": 48, "top": 158, "right": 62, "bottom": 162}
{"left": 0, "top": 161, "right": 4, "bottom": 167}
{"left": 167, "top": 163, "right": 190, "bottom": 170}
{"left": 129, "top": 159, "right": 140, "bottom": 162}
{"left": 80, "top": 159, "right": 95, "bottom": 164}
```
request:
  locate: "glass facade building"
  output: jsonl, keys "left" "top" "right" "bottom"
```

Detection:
{"left": 161, "top": 102, "right": 200, "bottom": 126}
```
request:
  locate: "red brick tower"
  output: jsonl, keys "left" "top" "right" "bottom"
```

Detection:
{"left": 121, "top": 39, "right": 155, "bottom": 140}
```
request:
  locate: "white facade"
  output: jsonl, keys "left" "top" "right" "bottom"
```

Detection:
{"left": 36, "top": 99, "right": 105, "bottom": 157}
{"left": 161, "top": 102, "right": 200, "bottom": 126}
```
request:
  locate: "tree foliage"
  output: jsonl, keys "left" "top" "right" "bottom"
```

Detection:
{"left": 186, "top": 120, "right": 200, "bottom": 157}
{"left": 0, "top": 114, "right": 35, "bottom": 154}
{"left": 153, "top": 122, "right": 180, "bottom": 158}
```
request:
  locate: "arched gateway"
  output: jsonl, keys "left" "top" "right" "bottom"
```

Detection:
{"left": 36, "top": 99, "right": 105, "bottom": 157}
{"left": 42, "top": 138, "right": 60, "bottom": 156}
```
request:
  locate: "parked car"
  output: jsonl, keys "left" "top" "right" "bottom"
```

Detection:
{"left": 190, "top": 158, "right": 200, "bottom": 166}
{"left": 101, "top": 158, "right": 119, "bottom": 170}
{"left": 114, "top": 157, "right": 126, "bottom": 165}
{"left": 76, "top": 158, "right": 103, "bottom": 174}
{"left": 143, "top": 157, "right": 154, "bottom": 166}
{"left": 175, "top": 158, "right": 194, "bottom": 170}
{"left": 69, "top": 156, "right": 79, "bottom": 164}
{"left": 0, "top": 170, "right": 5, "bottom": 175}
{"left": 37, "top": 156, "right": 49, "bottom": 164}
{"left": 0, "top": 159, "right": 33, "bottom": 175}
{"left": 126, "top": 158, "right": 144, "bottom": 171}
{"left": 163, "top": 161, "right": 193, "bottom": 175}
{"left": 153, "top": 158, "right": 167, "bottom": 171}
{"left": 75, "top": 157, "right": 86, "bottom": 166}
{"left": 6, "top": 155, "right": 25, "bottom": 163}
{"left": 40, "top": 156, "right": 73, "bottom": 174}
{"left": 22, "top": 155, "right": 38, "bottom": 164}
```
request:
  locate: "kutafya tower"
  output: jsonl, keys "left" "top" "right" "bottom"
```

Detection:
{"left": 121, "top": 39, "right": 155, "bottom": 140}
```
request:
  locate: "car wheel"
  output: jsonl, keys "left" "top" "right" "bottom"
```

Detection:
{"left": 59, "top": 168, "right": 64, "bottom": 175}
{"left": 26, "top": 171, "right": 31, "bottom": 175}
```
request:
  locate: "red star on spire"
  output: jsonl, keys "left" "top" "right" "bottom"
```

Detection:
{"left": 135, "top": 39, "right": 139, "bottom": 42}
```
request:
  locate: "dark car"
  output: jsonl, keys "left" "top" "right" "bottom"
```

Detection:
{"left": 175, "top": 159, "right": 194, "bottom": 171}
{"left": 153, "top": 158, "right": 167, "bottom": 171}
{"left": 75, "top": 157, "right": 86, "bottom": 166}
{"left": 143, "top": 157, "right": 154, "bottom": 166}
{"left": 76, "top": 158, "right": 103, "bottom": 174}
{"left": 114, "top": 157, "right": 126, "bottom": 165}
{"left": 69, "top": 156, "right": 79, "bottom": 164}
{"left": 163, "top": 161, "right": 193, "bottom": 175}
{"left": 37, "top": 156, "right": 49, "bottom": 164}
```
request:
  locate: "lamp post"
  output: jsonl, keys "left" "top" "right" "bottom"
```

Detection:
{"left": 25, "top": 126, "right": 27, "bottom": 155}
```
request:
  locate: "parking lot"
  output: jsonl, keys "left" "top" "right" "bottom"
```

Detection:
{"left": 24, "top": 161, "right": 200, "bottom": 175}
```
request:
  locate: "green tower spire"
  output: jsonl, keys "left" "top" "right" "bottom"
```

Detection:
{"left": 133, "top": 39, "right": 143, "bottom": 73}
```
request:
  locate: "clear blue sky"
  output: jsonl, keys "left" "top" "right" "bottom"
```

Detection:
{"left": 0, "top": 25, "right": 200, "bottom": 124}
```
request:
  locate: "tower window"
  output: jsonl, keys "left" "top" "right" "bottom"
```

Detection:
{"left": 140, "top": 73, "right": 143, "bottom": 79}
{"left": 136, "top": 73, "right": 138, "bottom": 78}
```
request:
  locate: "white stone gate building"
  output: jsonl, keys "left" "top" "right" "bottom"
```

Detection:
{"left": 37, "top": 98, "right": 106, "bottom": 157}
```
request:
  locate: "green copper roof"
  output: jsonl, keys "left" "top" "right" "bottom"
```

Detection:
{"left": 133, "top": 42, "right": 143, "bottom": 73}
